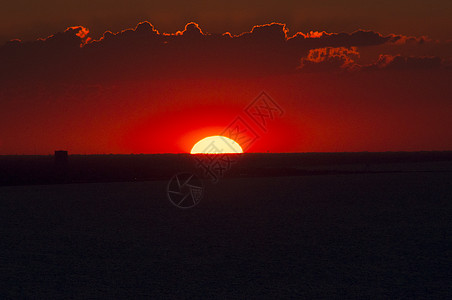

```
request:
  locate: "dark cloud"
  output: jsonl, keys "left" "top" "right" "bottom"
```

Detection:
{"left": 288, "top": 30, "right": 400, "bottom": 48}
{"left": 365, "top": 54, "right": 443, "bottom": 70}
{"left": 298, "top": 47, "right": 360, "bottom": 72}
{"left": 297, "top": 46, "right": 446, "bottom": 72}
{"left": 0, "top": 26, "right": 88, "bottom": 82}
{"left": 0, "top": 22, "right": 449, "bottom": 84}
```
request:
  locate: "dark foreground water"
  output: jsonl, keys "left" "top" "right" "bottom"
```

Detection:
{"left": 0, "top": 171, "right": 451, "bottom": 298}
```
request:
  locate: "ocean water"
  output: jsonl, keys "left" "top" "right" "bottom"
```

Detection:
{"left": 0, "top": 170, "right": 451, "bottom": 298}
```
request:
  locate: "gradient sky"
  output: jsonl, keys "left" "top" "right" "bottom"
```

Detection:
{"left": 0, "top": 1, "right": 451, "bottom": 154}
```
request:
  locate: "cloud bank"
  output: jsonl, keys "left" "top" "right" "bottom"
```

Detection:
{"left": 1, "top": 21, "right": 448, "bottom": 84}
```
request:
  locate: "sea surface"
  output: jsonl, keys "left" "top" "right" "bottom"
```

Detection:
{"left": 0, "top": 168, "right": 451, "bottom": 297}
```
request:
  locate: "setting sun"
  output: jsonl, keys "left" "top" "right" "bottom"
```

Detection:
{"left": 190, "top": 135, "right": 243, "bottom": 154}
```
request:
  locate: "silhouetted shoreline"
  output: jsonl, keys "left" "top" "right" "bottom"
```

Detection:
{"left": 1, "top": 151, "right": 452, "bottom": 186}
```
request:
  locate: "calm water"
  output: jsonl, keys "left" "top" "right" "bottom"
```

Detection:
{"left": 0, "top": 171, "right": 451, "bottom": 298}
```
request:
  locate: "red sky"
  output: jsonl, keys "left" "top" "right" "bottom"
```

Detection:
{"left": 0, "top": 20, "right": 451, "bottom": 154}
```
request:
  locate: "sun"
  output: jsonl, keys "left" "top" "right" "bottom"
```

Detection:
{"left": 190, "top": 135, "right": 243, "bottom": 154}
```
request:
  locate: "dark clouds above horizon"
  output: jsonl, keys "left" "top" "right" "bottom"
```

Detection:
{"left": 1, "top": 21, "right": 451, "bottom": 84}
{"left": 1, "top": 0, "right": 452, "bottom": 45}
{"left": 1, "top": 20, "right": 452, "bottom": 154}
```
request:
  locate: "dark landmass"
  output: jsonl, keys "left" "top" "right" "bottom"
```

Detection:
{"left": 0, "top": 152, "right": 451, "bottom": 298}
{"left": 1, "top": 151, "right": 452, "bottom": 186}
